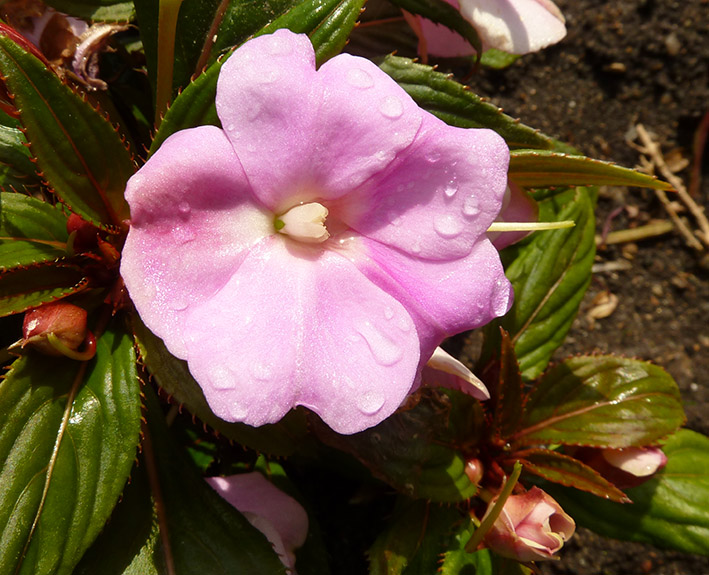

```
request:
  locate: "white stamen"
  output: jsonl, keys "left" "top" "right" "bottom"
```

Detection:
{"left": 487, "top": 220, "right": 575, "bottom": 232}
{"left": 277, "top": 202, "right": 330, "bottom": 243}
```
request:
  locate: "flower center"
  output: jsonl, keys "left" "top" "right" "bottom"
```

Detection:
{"left": 275, "top": 202, "right": 330, "bottom": 244}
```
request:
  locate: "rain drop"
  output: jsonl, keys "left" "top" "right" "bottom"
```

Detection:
{"left": 346, "top": 67, "right": 374, "bottom": 89}
{"left": 433, "top": 214, "right": 463, "bottom": 239}
{"left": 411, "top": 240, "right": 422, "bottom": 254}
{"left": 462, "top": 196, "right": 480, "bottom": 217}
{"left": 177, "top": 201, "right": 191, "bottom": 218}
{"left": 380, "top": 96, "right": 404, "bottom": 119}
{"left": 426, "top": 150, "right": 441, "bottom": 163}
{"left": 226, "top": 123, "right": 235, "bottom": 132}
{"left": 250, "top": 362, "right": 272, "bottom": 381}
{"left": 229, "top": 402, "right": 248, "bottom": 420}
{"left": 356, "top": 390, "right": 385, "bottom": 415}
{"left": 442, "top": 182, "right": 458, "bottom": 198}
{"left": 356, "top": 320, "right": 403, "bottom": 366}
{"left": 210, "top": 366, "right": 233, "bottom": 390}
{"left": 384, "top": 307, "right": 394, "bottom": 320}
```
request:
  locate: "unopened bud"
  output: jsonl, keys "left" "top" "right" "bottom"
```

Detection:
{"left": 465, "top": 459, "right": 484, "bottom": 485}
{"left": 22, "top": 302, "right": 94, "bottom": 360}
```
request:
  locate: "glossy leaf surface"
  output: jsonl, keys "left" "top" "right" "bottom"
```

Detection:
{"left": 0, "top": 124, "right": 39, "bottom": 188}
{"left": 43, "top": 0, "right": 134, "bottom": 21}
{"left": 0, "top": 193, "right": 69, "bottom": 270}
{"left": 0, "top": 325, "right": 142, "bottom": 575}
{"left": 0, "top": 32, "right": 133, "bottom": 229}
{"left": 550, "top": 429, "right": 709, "bottom": 556}
{"left": 487, "top": 187, "right": 595, "bottom": 380}
{"left": 515, "top": 356, "right": 685, "bottom": 448}
{"left": 509, "top": 150, "right": 672, "bottom": 190}
{"left": 378, "top": 55, "right": 553, "bottom": 149}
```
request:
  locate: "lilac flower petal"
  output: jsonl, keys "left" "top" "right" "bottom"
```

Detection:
{"left": 458, "top": 0, "right": 566, "bottom": 54}
{"left": 121, "top": 126, "right": 272, "bottom": 358}
{"left": 216, "top": 29, "right": 422, "bottom": 212}
{"left": 359, "top": 237, "right": 512, "bottom": 352}
{"left": 422, "top": 346, "right": 490, "bottom": 400}
{"left": 183, "top": 238, "right": 421, "bottom": 434}
{"left": 207, "top": 472, "right": 308, "bottom": 570}
{"left": 340, "top": 114, "right": 509, "bottom": 261}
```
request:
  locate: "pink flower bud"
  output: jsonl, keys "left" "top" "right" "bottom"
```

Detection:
{"left": 482, "top": 487, "right": 575, "bottom": 562}
{"left": 576, "top": 446, "right": 668, "bottom": 489}
{"left": 22, "top": 302, "right": 88, "bottom": 356}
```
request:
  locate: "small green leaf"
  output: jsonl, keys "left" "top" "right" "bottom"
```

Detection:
{"left": 0, "top": 324, "right": 142, "bottom": 575}
{"left": 509, "top": 150, "right": 672, "bottom": 190}
{"left": 0, "top": 31, "right": 134, "bottom": 229}
{"left": 485, "top": 187, "right": 596, "bottom": 380}
{"left": 132, "top": 317, "right": 309, "bottom": 456}
{"left": 42, "top": 0, "right": 134, "bottom": 21}
{"left": 378, "top": 55, "right": 553, "bottom": 149}
{"left": 549, "top": 429, "right": 709, "bottom": 556}
{"left": 388, "top": 0, "right": 482, "bottom": 54}
{"left": 0, "top": 193, "right": 69, "bottom": 270}
{"left": 318, "top": 389, "right": 481, "bottom": 502}
{"left": 479, "top": 49, "right": 519, "bottom": 69}
{"left": 514, "top": 356, "right": 685, "bottom": 448}
{"left": 0, "top": 262, "right": 86, "bottom": 317}
{"left": 515, "top": 448, "right": 628, "bottom": 502}
{"left": 150, "top": 0, "right": 366, "bottom": 153}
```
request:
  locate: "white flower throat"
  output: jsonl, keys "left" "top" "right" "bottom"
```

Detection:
{"left": 275, "top": 202, "right": 330, "bottom": 243}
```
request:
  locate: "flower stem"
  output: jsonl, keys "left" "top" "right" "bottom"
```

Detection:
{"left": 464, "top": 461, "right": 522, "bottom": 553}
{"left": 155, "top": 0, "right": 184, "bottom": 125}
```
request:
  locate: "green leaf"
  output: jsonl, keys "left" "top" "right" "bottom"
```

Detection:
{"left": 0, "top": 193, "right": 69, "bottom": 270}
{"left": 514, "top": 356, "right": 685, "bottom": 448}
{"left": 150, "top": 0, "right": 367, "bottom": 153}
{"left": 485, "top": 187, "right": 596, "bottom": 380}
{"left": 509, "top": 150, "right": 672, "bottom": 190}
{"left": 369, "top": 499, "right": 469, "bottom": 575}
{"left": 0, "top": 32, "right": 134, "bottom": 229}
{"left": 378, "top": 55, "right": 553, "bottom": 149}
{"left": 132, "top": 317, "right": 309, "bottom": 456}
{"left": 0, "top": 262, "right": 86, "bottom": 317}
{"left": 440, "top": 550, "right": 532, "bottom": 575}
{"left": 388, "top": 0, "right": 481, "bottom": 53}
{"left": 42, "top": 0, "right": 134, "bottom": 21}
{"left": 515, "top": 448, "right": 628, "bottom": 502}
{"left": 0, "top": 324, "right": 142, "bottom": 575}
{"left": 0, "top": 124, "right": 40, "bottom": 189}
{"left": 318, "top": 389, "right": 481, "bottom": 502}
{"left": 479, "top": 49, "right": 519, "bottom": 69}
{"left": 549, "top": 429, "right": 709, "bottom": 556}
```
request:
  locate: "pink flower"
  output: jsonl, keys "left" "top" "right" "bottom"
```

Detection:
{"left": 482, "top": 487, "right": 575, "bottom": 561}
{"left": 406, "top": 0, "right": 566, "bottom": 58}
{"left": 120, "top": 29, "right": 512, "bottom": 434}
{"left": 206, "top": 472, "right": 308, "bottom": 572}
{"left": 575, "top": 446, "right": 668, "bottom": 489}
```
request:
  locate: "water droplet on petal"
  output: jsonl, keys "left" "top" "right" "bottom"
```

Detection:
{"left": 210, "top": 366, "right": 233, "bottom": 390}
{"left": 426, "top": 150, "right": 441, "bottom": 163}
{"left": 170, "top": 298, "right": 188, "bottom": 311}
{"left": 356, "top": 320, "right": 403, "bottom": 366}
{"left": 462, "top": 196, "right": 480, "bottom": 217}
{"left": 250, "top": 362, "right": 272, "bottom": 381}
{"left": 267, "top": 36, "right": 291, "bottom": 55}
{"left": 492, "top": 279, "right": 512, "bottom": 317}
{"left": 433, "top": 214, "right": 463, "bottom": 239}
{"left": 226, "top": 123, "right": 235, "bottom": 132}
{"left": 346, "top": 67, "right": 374, "bottom": 89}
{"left": 229, "top": 402, "right": 248, "bottom": 420}
{"left": 443, "top": 183, "right": 458, "bottom": 198}
{"left": 356, "top": 390, "right": 385, "bottom": 415}
{"left": 411, "top": 240, "right": 422, "bottom": 254}
{"left": 384, "top": 307, "right": 394, "bottom": 320}
{"left": 177, "top": 201, "right": 191, "bottom": 217}
{"left": 380, "top": 96, "right": 404, "bottom": 119}
{"left": 260, "top": 67, "right": 279, "bottom": 84}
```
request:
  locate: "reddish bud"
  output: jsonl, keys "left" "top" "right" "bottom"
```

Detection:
{"left": 482, "top": 487, "right": 575, "bottom": 562}
{"left": 576, "top": 446, "right": 668, "bottom": 489}
{"left": 22, "top": 302, "right": 88, "bottom": 357}
{"left": 465, "top": 459, "right": 484, "bottom": 485}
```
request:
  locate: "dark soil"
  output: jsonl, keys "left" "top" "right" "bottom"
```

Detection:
{"left": 471, "top": 0, "right": 709, "bottom": 573}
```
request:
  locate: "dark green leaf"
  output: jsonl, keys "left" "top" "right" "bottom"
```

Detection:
{"left": 42, "top": 0, "right": 134, "bottom": 21}
{"left": 515, "top": 448, "right": 628, "bottom": 502}
{"left": 509, "top": 150, "right": 672, "bottom": 190}
{"left": 317, "top": 389, "right": 481, "bottom": 502}
{"left": 0, "top": 33, "right": 134, "bottom": 229}
{"left": 0, "top": 193, "right": 69, "bottom": 270}
{"left": 378, "top": 55, "right": 553, "bottom": 149}
{"left": 440, "top": 550, "right": 532, "bottom": 575}
{"left": 515, "top": 356, "right": 685, "bottom": 448}
{"left": 549, "top": 429, "right": 709, "bottom": 556}
{"left": 132, "top": 317, "right": 309, "bottom": 455}
{"left": 388, "top": 0, "right": 481, "bottom": 54}
{"left": 369, "top": 499, "right": 470, "bottom": 575}
{"left": 0, "top": 262, "right": 86, "bottom": 317}
{"left": 485, "top": 187, "right": 596, "bottom": 379}
{"left": 0, "top": 124, "right": 40, "bottom": 189}
{"left": 0, "top": 324, "right": 142, "bottom": 575}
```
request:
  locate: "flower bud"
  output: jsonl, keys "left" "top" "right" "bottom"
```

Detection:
{"left": 575, "top": 446, "right": 667, "bottom": 489}
{"left": 22, "top": 302, "right": 88, "bottom": 357}
{"left": 482, "top": 487, "right": 575, "bottom": 562}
